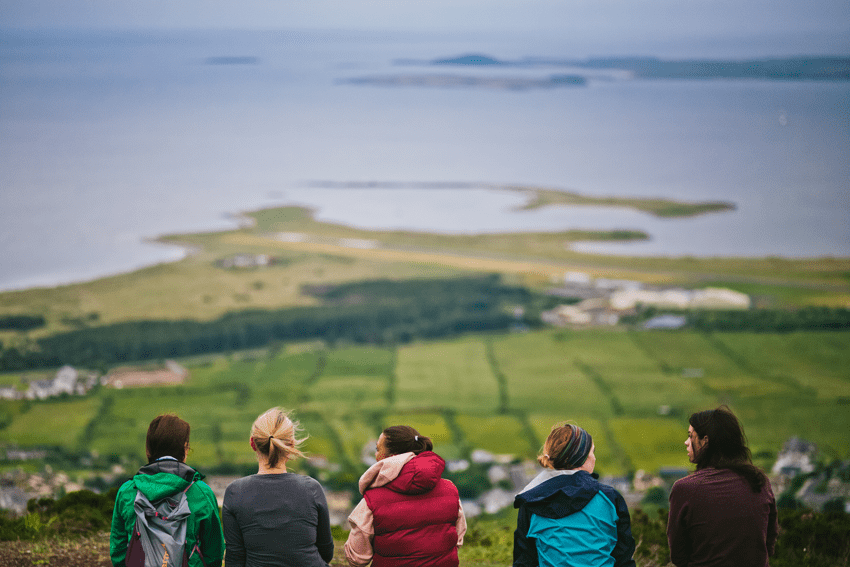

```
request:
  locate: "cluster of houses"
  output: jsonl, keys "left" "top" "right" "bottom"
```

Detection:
{"left": 0, "top": 365, "right": 101, "bottom": 401}
{"left": 541, "top": 271, "right": 751, "bottom": 328}
{"left": 0, "top": 361, "right": 190, "bottom": 402}
{"left": 216, "top": 253, "right": 273, "bottom": 269}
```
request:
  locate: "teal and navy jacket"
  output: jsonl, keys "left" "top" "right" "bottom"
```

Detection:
{"left": 513, "top": 470, "right": 635, "bottom": 567}
{"left": 110, "top": 459, "right": 225, "bottom": 567}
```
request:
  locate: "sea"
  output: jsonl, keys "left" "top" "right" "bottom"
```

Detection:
{"left": 1, "top": 28, "right": 848, "bottom": 292}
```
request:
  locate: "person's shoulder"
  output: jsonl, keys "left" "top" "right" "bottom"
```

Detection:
{"left": 269, "top": 472, "right": 324, "bottom": 494}
{"left": 194, "top": 478, "right": 217, "bottom": 497}
{"left": 438, "top": 477, "right": 460, "bottom": 495}
{"left": 115, "top": 477, "right": 138, "bottom": 499}
{"left": 223, "top": 474, "right": 260, "bottom": 495}
{"left": 671, "top": 470, "right": 704, "bottom": 492}
{"left": 597, "top": 479, "right": 626, "bottom": 501}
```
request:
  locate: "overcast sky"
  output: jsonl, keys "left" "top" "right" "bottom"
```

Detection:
{"left": 2, "top": 0, "right": 848, "bottom": 55}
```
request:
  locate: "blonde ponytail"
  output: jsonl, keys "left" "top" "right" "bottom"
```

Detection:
{"left": 251, "top": 407, "right": 306, "bottom": 467}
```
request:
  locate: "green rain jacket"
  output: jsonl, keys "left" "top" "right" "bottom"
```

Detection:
{"left": 110, "top": 459, "right": 225, "bottom": 567}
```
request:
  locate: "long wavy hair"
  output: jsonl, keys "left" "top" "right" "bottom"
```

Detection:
{"left": 689, "top": 406, "right": 767, "bottom": 493}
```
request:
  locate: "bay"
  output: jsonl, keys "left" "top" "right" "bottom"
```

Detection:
{"left": 1, "top": 29, "right": 848, "bottom": 291}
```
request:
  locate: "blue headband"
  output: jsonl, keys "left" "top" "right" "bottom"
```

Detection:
{"left": 557, "top": 424, "right": 593, "bottom": 469}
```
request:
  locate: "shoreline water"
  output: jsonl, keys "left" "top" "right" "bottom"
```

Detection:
{"left": 3, "top": 196, "right": 848, "bottom": 296}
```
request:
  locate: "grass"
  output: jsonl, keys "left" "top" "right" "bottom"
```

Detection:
{"left": 0, "top": 397, "right": 100, "bottom": 447}
{"left": 491, "top": 332, "right": 614, "bottom": 416}
{"left": 395, "top": 338, "right": 500, "bottom": 412}
{"left": 609, "top": 418, "right": 690, "bottom": 473}
{"left": 454, "top": 414, "right": 534, "bottom": 458}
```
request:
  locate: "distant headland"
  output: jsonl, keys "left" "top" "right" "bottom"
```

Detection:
{"left": 399, "top": 53, "right": 850, "bottom": 81}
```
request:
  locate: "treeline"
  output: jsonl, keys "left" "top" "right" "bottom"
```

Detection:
{"left": 0, "top": 275, "right": 534, "bottom": 371}
{"left": 0, "top": 314, "right": 45, "bottom": 332}
{"left": 686, "top": 306, "right": 850, "bottom": 332}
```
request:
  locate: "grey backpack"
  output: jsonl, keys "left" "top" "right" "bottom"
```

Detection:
{"left": 126, "top": 481, "right": 207, "bottom": 567}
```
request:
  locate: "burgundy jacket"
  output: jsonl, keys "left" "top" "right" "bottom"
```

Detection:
{"left": 353, "top": 451, "right": 462, "bottom": 567}
{"left": 667, "top": 467, "right": 778, "bottom": 567}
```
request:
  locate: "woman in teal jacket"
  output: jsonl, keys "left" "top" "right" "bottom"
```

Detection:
{"left": 513, "top": 423, "right": 635, "bottom": 567}
{"left": 110, "top": 414, "right": 225, "bottom": 567}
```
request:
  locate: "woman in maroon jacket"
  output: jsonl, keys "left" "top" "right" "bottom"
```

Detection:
{"left": 345, "top": 425, "right": 467, "bottom": 567}
{"left": 667, "top": 406, "right": 778, "bottom": 567}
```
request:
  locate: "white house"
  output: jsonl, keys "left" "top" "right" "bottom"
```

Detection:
{"left": 690, "top": 287, "right": 751, "bottom": 309}
{"left": 52, "top": 365, "right": 77, "bottom": 395}
{"left": 0, "top": 387, "right": 20, "bottom": 400}
{"left": 610, "top": 287, "right": 750, "bottom": 311}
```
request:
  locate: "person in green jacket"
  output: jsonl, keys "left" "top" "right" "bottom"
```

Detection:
{"left": 110, "top": 413, "right": 225, "bottom": 567}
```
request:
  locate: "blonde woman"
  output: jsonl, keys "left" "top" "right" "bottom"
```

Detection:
{"left": 513, "top": 422, "right": 635, "bottom": 567}
{"left": 222, "top": 408, "right": 333, "bottom": 567}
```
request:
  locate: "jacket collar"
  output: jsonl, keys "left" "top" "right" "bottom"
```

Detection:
{"left": 514, "top": 469, "right": 600, "bottom": 519}
{"left": 359, "top": 451, "right": 446, "bottom": 495}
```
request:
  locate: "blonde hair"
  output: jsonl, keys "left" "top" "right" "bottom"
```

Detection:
{"left": 251, "top": 407, "right": 306, "bottom": 467}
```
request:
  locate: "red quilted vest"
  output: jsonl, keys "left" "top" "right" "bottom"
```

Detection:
{"left": 363, "top": 451, "right": 460, "bottom": 567}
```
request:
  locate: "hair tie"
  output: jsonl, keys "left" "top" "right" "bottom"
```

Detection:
{"left": 414, "top": 435, "right": 419, "bottom": 441}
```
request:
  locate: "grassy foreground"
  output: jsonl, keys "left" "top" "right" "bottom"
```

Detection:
{"left": 3, "top": 505, "right": 849, "bottom": 567}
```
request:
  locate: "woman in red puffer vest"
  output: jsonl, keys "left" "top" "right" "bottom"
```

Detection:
{"left": 345, "top": 425, "right": 467, "bottom": 567}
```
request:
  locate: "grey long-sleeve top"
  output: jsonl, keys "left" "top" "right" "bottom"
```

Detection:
{"left": 222, "top": 473, "right": 334, "bottom": 567}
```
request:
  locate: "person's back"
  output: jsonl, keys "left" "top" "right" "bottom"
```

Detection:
{"left": 345, "top": 426, "right": 466, "bottom": 567}
{"left": 223, "top": 473, "right": 332, "bottom": 567}
{"left": 668, "top": 468, "right": 776, "bottom": 567}
{"left": 513, "top": 422, "right": 635, "bottom": 567}
{"left": 514, "top": 469, "right": 634, "bottom": 567}
{"left": 110, "top": 414, "right": 224, "bottom": 567}
{"left": 222, "top": 408, "right": 333, "bottom": 567}
{"left": 667, "top": 407, "right": 778, "bottom": 567}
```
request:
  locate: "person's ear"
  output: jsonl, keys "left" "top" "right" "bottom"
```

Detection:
{"left": 250, "top": 437, "right": 257, "bottom": 451}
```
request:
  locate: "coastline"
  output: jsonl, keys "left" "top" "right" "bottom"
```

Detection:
{"left": 0, "top": 185, "right": 847, "bottom": 297}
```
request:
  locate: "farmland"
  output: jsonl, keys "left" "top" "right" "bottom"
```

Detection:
{"left": 2, "top": 328, "right": 848, "bottom": 476}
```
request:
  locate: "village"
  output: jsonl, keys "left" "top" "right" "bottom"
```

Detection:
{"left": 541, "top": 271, "right": 751, "bottom": 328}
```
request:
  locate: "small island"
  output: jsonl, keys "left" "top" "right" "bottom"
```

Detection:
{"left": 338, "top": 73, "right": 585, "bottom": 90}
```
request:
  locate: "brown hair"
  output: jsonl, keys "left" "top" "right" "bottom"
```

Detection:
{"left": 382, "top": 425, "right": 433, "bottom": 456}
{"left": 146, "top": 414, "right": 191, "bottom": 462}
{"left": 689, "top": 406, "right": 767, "bottom": 492}
{"left": 251, "top": 407, "right": 306, "bottom": 468}
{"left": 538, "top": 422, "right": 592, "bottom": 470}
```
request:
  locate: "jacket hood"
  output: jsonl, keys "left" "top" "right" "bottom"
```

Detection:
{"left": 133, "top": 459, "right": 203, "bottom": 501}
{"left": 359, "top": 451, "right": 445, "bottom": 496}
{"left": 514, "top": 470, "right": 600, "bottom": 519}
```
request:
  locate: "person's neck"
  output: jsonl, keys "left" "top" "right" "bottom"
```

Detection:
{"left": 257, "top": 461, "right": 287, "bottom": 474}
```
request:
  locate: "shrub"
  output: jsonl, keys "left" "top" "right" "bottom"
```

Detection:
{"left": 1, "top": 490, "right": 115, "bottom": 541}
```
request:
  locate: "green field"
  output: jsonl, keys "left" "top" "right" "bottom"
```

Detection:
{"left": 2, "top": 328, "right": 848, "bottom": 476}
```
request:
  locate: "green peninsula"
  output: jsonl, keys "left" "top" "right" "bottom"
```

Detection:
{"left": 509, "top": 186, "right": 735, "bottom": 217}
{"left": 308, "top": 182, "right": 736, "bottom": 218}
